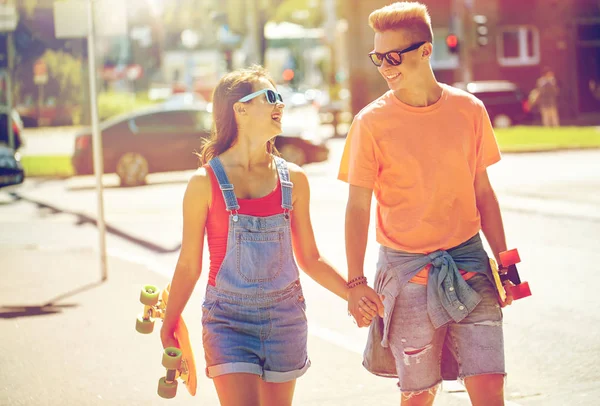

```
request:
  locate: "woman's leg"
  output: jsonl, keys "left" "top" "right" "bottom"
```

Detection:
{"left": 213, "top": 373, "right": 261, "bottom": 406}
{"left": 259, "top": 379, "right": 297, "bottom": 406}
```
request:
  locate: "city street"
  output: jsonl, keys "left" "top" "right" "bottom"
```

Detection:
{"left": 1, "top": 138, "right": 600, "bottom": 405}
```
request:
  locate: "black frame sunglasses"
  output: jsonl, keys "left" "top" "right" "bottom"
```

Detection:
{"left": 368, "top": 41, "right": 427, "bottom": 67}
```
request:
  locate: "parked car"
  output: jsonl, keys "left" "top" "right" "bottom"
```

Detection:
{"left": 453, "top": 80, "right": 531, "bottom": 128}
{"left": 0, "top": 109, "right": 24, "bottom": 150}
{"left": 72, "top": 105, "right": 329, "bottom": 187}
{"left": 0, "top": 144, "right": 25, "bottom": 189}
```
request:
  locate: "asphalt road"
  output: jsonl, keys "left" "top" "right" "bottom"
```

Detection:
{"left": 1, "top": 139, "right": 600, "bottom": 405}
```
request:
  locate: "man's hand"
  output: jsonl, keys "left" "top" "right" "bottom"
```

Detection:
{"left": 348, "top": 284, "right": 384, "bottom": 327}
{"left": 498, "top": 280, "right": 514, "bottom": 308}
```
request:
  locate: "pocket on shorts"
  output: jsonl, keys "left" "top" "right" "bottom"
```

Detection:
{"left": 236, "top": 231, "right": 283, "bottom": 282}
{"left": 465, "top": 274, "right": 503, "bottom": 323}
{"left": 293, "top": 294, "right": 308, "bottom": 322}
{"left": 201, "top": 299, "right": 219, "bottom": 324}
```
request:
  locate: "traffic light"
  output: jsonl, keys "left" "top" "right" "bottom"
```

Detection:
{"left": 474, "top": 15, "right": 488, "bottom": 46}
{"left": 446, "top": 34, "right": 459, "bottom": 54}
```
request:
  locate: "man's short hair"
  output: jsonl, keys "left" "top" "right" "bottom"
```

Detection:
{"left": 368, "top": 1, "right": 433, "bottom": 43}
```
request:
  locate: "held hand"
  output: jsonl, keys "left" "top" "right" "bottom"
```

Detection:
{"left": 348, "top": 284, "right": 384, "bottom": 328}
{"left": 160, "top": 324, "right": 179, "bottom": 350}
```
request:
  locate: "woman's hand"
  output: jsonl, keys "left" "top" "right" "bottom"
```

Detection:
{"left": 348, "top": 284, "right": 384, "bottom": 327}
{"left": 160, "top": 324, "right": 179, "bottom": 350}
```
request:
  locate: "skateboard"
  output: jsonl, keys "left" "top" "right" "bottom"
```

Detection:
{"left": 490, "top": 248, "right": 532, "bottom": 302}
{"left": 135, "top": 284, "right": 197, "bottom": 398}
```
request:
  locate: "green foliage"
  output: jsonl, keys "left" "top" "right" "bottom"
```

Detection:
{"left": 495, "top": 126, "right": 600, "bottom": 152}
{"left": 272, "top": 0, "right": 322, "bottom": 27}
{"left": 39, "top": 49, "right": 84, "bottom": 124}
{"left": 97, "top": 92, "right": 157, "bottom": 121}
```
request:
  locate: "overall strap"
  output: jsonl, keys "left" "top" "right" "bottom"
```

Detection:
{"left": 274, "top": 156, "right": 293, "bottom": 211}
{"left": 208, "top": 157, "right": 240, "bottom": 212}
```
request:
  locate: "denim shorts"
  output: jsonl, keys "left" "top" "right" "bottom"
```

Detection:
{"left": 201, "top": 283, "right": 311, "bottom": 383}
{"left": 389, "top": 274, "right": 505, "bottom": 393}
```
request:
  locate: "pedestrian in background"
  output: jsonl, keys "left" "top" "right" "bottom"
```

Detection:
{"left": 340, "top": 2, "right": 514, "bottom": 405}
{"left": 535, "top": 66, "right": 560, "bottom": 127}
{"left": 160, "top": 65, "right": 382, "bottom": 406}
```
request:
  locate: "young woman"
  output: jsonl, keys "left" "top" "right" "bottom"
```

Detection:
{"left": 160, "top": 65, "right": 382, "bottom": 406}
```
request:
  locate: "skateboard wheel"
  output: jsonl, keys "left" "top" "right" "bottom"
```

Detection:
{"left": 140, "top": 285, "right": 160, "bottom": 306}
{"left": 509, "top": 282, "right": 531, "bottom": 300}
{"left": 158, "top": 377, "right": 178, "bottom": 399}
{"left": 135, "top": 315, "right": 155, "bottom": 334}
{"left": 162, "top": 347, "right": 183, "bottom": 370}
{"left": 499, "top": 249, "right": 520, "bottom": 268}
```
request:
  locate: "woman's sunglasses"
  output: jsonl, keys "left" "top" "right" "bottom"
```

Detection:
{"left": 238, "top": 89, "right": 284, "bottom": 104}
{"left": 368, "top": 41, "right": 427, "bottom": 67}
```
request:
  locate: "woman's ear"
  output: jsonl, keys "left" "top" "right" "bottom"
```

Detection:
{"left": 233, "top": 102, "right": 246, "bottom": 115}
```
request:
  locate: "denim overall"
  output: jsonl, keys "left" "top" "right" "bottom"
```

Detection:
{"left": 201, "top": 156, "right": 310, "bottom": 383}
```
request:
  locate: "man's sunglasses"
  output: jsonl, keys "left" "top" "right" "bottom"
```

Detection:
{"left": 368, "top": 41, "right": 427, "bottom": 67}
{"left": 238, "top": 89, "right": 283, "bottom": 104}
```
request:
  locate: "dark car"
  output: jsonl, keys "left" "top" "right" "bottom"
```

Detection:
{"left": 453, "top": 81, "right": 531, "bottom": 128}
{"left": 0, "top": 109, "right": 24, "bottom": 150}
{"left": 0, "top": 144, "right": 25, "bottom": 189}
{"left": 72, "top": 105, "right": 329, "bottom": 187}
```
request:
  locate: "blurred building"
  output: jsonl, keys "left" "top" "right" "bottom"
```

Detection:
{"left": 346, "top": 0, "right": 600, "bottom": 125}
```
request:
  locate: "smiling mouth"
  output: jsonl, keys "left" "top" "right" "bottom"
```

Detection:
{"left": 385, "top": 72, "right": 400, "bottom": 80}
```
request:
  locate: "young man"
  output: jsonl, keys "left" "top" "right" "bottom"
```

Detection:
{"left": 339, "top": 2, "right": 514, "bottom": 405}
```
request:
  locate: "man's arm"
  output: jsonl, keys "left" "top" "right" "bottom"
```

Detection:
{"left": 345, "top": 185, "right": 373, "bottom": 280}
{"left": 345, "top": 185, "right": 384, "bottom": 326}
{"left": 474, "top": 168, "right": 507, "bottom": 262}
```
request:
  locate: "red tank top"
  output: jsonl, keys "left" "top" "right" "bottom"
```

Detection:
{"left": 205, "top": 165, "right": 285, "bottom": 286}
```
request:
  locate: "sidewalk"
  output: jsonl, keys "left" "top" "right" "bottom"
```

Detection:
{"left": 0, "top": 247, "right": 407, "bottom": 406}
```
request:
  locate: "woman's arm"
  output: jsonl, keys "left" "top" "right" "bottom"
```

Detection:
{"left": 288, "top": 164, "right": 349, "bottom": 300}
{"left": 161, "top": 167, "right": 211, "bottom": 348}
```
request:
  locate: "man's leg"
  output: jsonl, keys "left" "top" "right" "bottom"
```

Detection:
{"left": 447, "top": 274, "right": 506, "bottom": 406}
{"left": 540, "top": 107, "right": 550, "bottom": 127}
{"left": 464, "top": 374, "right": 505, "bottom": 406}
{"left": 388, "top": 282, "right": 446, "bottom": 406}
{"left": 550, "top": 106, "right": 560, "bottom": 127}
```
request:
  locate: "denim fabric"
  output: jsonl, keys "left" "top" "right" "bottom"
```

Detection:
{"left": 202, "top": 156, "right": 310, "bottom": 383}
{"left": 363, "top": 233, "right": 496, "bottom": 380}
{"left": 388, "top": 274, "right": 505, "bottom": 392}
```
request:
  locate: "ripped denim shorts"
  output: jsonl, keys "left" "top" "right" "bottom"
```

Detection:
{"left": 389, "top": 274, "right": 506, "bottom": 394}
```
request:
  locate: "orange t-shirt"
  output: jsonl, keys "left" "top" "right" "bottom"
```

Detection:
{"left": 338, "top": 84, "right": 501, "bottom": 284}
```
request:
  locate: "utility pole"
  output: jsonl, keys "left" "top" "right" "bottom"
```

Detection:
{"left": 87, "top": 0, "right": 107, "bottom": 281}
{"left": 452, "top": 0, "right": 473, "bottom": 84}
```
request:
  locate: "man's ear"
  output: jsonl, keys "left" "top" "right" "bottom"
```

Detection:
{"left": 422, "top": 43, "right": 433, "bottom": 58}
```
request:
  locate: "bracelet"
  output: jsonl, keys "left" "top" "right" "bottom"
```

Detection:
{"left": 347, "top": 276, "right": 367, "bottom": 289}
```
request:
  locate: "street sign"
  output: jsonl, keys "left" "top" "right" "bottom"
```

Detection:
{"left": 53, "top": 0, "right": 126, "bottom": 39}
{"left": 0, "top": 4, "right": 17, "bottom": 32}
{"left": 33, "top": 59, "right": 48, "bottom": 85}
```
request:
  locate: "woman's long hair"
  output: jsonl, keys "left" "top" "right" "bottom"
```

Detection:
{"left": 198, "top": 65, "right": 278, "bottom": 164}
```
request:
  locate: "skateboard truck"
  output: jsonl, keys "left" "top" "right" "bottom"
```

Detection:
{"left": 159, "top": 346, "right": 192, "bottom": 399}
{"left": 135, "top": 284, "right": 197, "bottom": 398}
{"left": 490, "top": 249, "right": 532, "bottom": 302}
